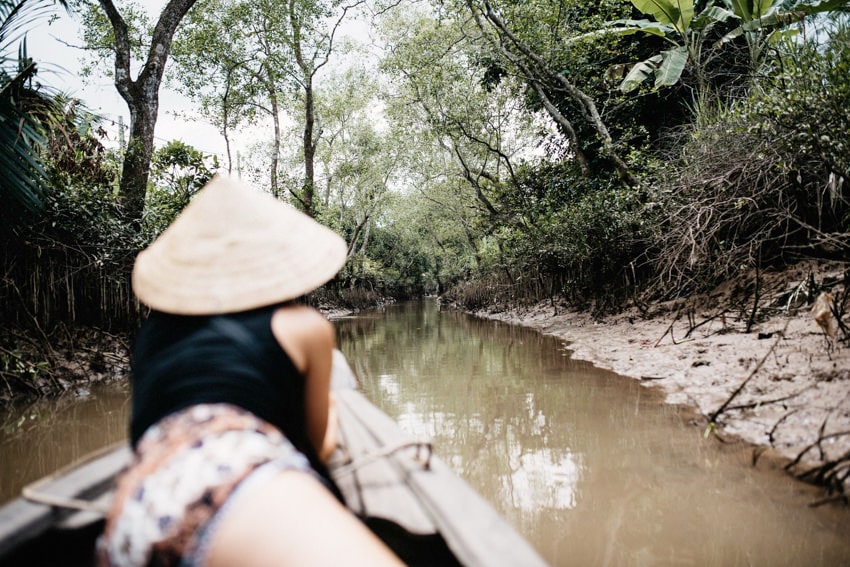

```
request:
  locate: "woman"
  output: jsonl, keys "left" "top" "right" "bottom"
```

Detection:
{"left": 99, "top": 175, "right": 402, "bottom": 566}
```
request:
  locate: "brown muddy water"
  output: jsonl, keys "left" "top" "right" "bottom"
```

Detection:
{"left": 0, "top": 380, "right": 130, "bottom": 503}
{"left": 336, "top": 300, "right": 850, "bottom": 567}
{"left": 1, "top": 299, "right": 849, "bottom": 566}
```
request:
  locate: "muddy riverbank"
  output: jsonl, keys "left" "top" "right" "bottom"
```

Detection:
{"left": 469, "top": 260, "right": 850, "bottom": 501}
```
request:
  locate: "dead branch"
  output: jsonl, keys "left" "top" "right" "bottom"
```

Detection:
{"left": 725, "top": 385, "right": 815, "bottom": 413}
{"left": 768, "top": 409, "right": 801, "bottom": 445}
{"left": 683, "top": 310, "right": 729, "bottom": 338}
{"left": 654, "top": 308, "right": 683, "bottom": 347}
{"left": 746, "top": 262, "right": 761, "bottom": 333}
{"left": 709, "top": 319, "right": 790, "bottom": 424}
{"left": 791, "top": 448, "right": 850, "bottom": 502}
{"left": 785, "top": 431, "right": 850, "bottom": 472}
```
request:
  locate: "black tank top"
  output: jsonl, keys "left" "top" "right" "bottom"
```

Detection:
{"left": 130, "top": 306, "right": 314, "bottom": 461}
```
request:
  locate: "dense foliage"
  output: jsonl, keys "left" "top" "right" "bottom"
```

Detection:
{"left": 430, "top": 1, "right": 850, "bottom": 309}
{"left": 0, "top": 0, "right": 73, "bottom": 231}
{"left": 2, "top": 0, "right": 849, "bottom": 395}
{"left": 646, "top": 21, "right": 850, "bottom": 295}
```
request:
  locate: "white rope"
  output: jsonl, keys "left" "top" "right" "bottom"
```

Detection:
{"left": 334, "top": 440, "right": 433, "bottom": 477}
{"left": 21, "top": 485, "right": 111, "bottom": 514}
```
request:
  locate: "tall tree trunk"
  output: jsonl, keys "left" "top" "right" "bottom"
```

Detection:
{"left": 99, "top": 0, "right": 198, "bottom": 225}
{"left": 268, "top": 72, "right": 282, "bottom": 198}
{"left": 286, "top": 0, "right": 363, "bottom": 217}
{"left": 302, "top": 76, "right": 316, "bottom": 216}
{"left": 223, "top": 66, "right": 235, "bottom": 173}
{"left": 358, "top": 220, "right": 371, "bottom": 257}
{"left": 288, "top": 0, "right": 315, "bottom": 217}
{"left": 120, "top": 95, "right": 157, "bottom": 223}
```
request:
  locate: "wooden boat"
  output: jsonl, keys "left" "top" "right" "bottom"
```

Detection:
{"left": 0, "top": 352, "right": 548, "bottom": 567}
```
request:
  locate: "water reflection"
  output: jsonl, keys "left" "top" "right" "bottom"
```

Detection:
{"left": 337, "top": 300, "right": 850, "bottom": 567}
{"left": 0, "top": 382, "right": 130, "bottom": 504}
{"left": 337, "top": 301, "right": 629, "bottom": 524}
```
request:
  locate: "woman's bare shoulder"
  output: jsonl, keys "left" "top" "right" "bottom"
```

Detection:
{"left": 270, "top": 306, "right": 334, "bottom": 371}
{"left": 271, "top": 305, "right": 332, "bottom": 334}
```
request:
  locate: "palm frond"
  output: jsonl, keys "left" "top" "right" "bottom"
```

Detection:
{"left": 0, "top": 0, "right": 71, "bottom": 230}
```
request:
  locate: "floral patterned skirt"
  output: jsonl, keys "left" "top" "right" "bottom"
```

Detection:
{"left": 97, "top": 404, "right": 313, "bottom": 567}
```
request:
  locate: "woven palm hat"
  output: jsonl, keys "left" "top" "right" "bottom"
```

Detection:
{"left": 132, "top": 174, "right": 347, "bottom": 315}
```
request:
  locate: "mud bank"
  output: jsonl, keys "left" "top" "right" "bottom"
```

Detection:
{"left": 471, "top": 260, "right": 850, "bottom": 498}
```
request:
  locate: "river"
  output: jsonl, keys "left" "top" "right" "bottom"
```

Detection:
{"left": 2, "top": 299, "right": 850, "bottom": 566}
{"left": 335, "top": 300, "right": 850, "bottom": 566}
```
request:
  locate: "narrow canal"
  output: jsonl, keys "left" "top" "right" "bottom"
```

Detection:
{"left": 1, "top": 299, "right": 849, "bottom": 566}
{"left": 336, "top": 300, "right": 850, "bottom": 566}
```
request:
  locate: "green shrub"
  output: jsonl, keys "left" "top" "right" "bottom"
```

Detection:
{"left": 448, "top": 163, "right": 651, "bottom": 310}
{"left": 645, "top": 22, "right": 850, "bottom": 296}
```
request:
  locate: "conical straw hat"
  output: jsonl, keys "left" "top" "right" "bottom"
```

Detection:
{"left": 132, "top": 174, "right": 347, "bottom": 315}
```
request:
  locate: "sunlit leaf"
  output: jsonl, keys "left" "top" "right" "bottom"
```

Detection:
{"left": 691, "top": 6, "right": 737, "bottom": 31}
{"left": 654, "top": 46, "right": 688, "bottom": 88}
{"left": 566, "top": 20, "right": 672, "bottom": 45}
{"left": 630, "top": 0, "right": 694, "bottom": 32}
{"left": 619, "top": 54, "right": 663, "bottom": 93}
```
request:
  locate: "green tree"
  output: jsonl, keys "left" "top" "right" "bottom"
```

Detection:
{"left": 280, "top": 0, "right": 367, "bottom": 217}
{"left": 313, "top": 67, "right": 385, "bottom": 244}
{"left": 144, "top": 139, "right": 216, "bottom": 238}
{"left": 460, "top": 0, "right": 638, "bottom": 185}
{"left": 592, "top": 0, "right": 849, "bottom": 93}
{"left": 169, "top": 0, "right": 256, "bottom": 176}
{"left": 77, "top": 0, "right": 199, "bottom": 225}
{"left": 380, "top": 4, "right": 540, "bottom": 228}
{"left": 150, "top": 139, "right": 215, "bottom": 204}
{"left": 169, "top": 0, "right": 368, "bottom": 212}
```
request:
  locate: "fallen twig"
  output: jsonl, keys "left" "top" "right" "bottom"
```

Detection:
{"left": 654, "top": 312, "right": 680, "bottom": 347}
{"left": 725, "top": 385, "right": 814, "bottom": 413}
{"left": 683, "top": 310, "right": 729, "bottom": 339}
{"left": 768, "top": 409, "right": 801, "bottom": 445}
{"left": 785, "top": 432, "right": 850, "bottom": 472}
{"left": 709, "top": 319, "right": 790, "bottom": 424}
{"left": 654, "top": 308, "right": 694, "bottom": 346}
{"left": 809, "top": 494, "right": 849, "bottom": 507}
